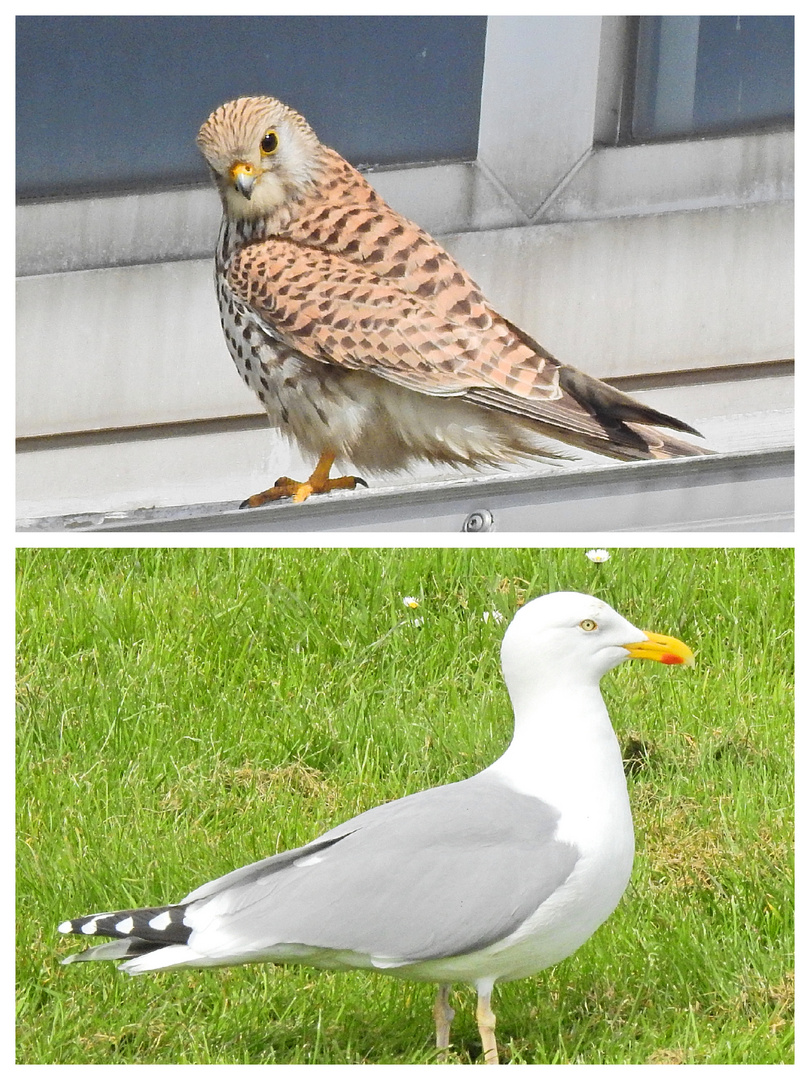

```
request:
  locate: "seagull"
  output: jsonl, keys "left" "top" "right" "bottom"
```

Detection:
{"left": 57, "top": 592, "right": 695, "bottom": 1064}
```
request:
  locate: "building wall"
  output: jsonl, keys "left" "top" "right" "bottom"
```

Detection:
{"left": 16, "top": 16, "right": 794, "bottom": 523}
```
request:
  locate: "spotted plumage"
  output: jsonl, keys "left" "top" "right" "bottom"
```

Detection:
{"left": 197, "top": 96, "right": 709, "bottom": 505}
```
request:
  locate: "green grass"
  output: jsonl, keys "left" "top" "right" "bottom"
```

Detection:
{"left": 16, "top": 546, "right": 793, "bottom": 1063}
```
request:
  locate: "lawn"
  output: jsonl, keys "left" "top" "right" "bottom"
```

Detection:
{"left": 16, "top": 546, "right": 793, "bottom": 1063}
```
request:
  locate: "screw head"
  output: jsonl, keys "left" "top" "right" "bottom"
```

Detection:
{"left": 462, "top": 509, "right": 494, "bottom": 533}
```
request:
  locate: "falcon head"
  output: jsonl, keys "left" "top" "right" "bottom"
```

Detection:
{"left": 197, "top": 96, "right": 324, "bottom": 222}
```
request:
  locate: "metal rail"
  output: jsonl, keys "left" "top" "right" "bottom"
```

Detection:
{"left": 18, "top": 448, "right": 793, "bottom": 534}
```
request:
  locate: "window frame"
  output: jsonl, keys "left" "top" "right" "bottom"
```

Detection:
{"left": 17, "top": 16, "right": 793, "bottom": 278}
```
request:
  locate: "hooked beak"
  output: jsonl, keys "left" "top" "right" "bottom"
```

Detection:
{"left": 229, "top": 161, "right": 256, "bottom": 200}
{"left": 624, "top": 632, "right": 695, "bottom": 666}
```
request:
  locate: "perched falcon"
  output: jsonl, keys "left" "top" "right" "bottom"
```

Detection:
{"left": 197, "top": 96, "right": 708, "bottom": 506}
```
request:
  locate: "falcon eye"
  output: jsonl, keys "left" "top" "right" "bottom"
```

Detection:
{"left": 260, "top": 130, "right": 279, "bottom": 156}
{"left": 579, "top": 619, "right": 598, "bottom": 631}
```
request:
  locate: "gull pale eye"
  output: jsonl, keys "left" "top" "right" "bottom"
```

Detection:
{"left": 579, "top": 619, "right": 598, "bottom": 632}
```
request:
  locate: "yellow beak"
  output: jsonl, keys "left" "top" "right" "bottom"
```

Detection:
{"left": 229, "top": 161, "right": 256, "bottom": 199}
{"left": 624, "top": 632, "right": 695, "bottom": 666}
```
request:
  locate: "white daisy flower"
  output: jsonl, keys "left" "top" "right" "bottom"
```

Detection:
{"left": 585, "top": 549, "right": 611, "bottom": 564}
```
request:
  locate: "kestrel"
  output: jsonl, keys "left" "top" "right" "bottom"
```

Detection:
{"left": 197, "top": 97, "right": 708, "bottom": 506}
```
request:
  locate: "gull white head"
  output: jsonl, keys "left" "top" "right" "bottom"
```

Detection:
{"left": 500, "top": 591, "right": 694, "bottom": 708}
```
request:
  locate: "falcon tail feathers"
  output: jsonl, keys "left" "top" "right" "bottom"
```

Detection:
{"left": 467, "top": 385, "right": 711, "bottom": 461}
{"left": 557, "top": 365, "right": 704, "bottom": 438}
{"left": 491, "top": 318, "right": 710, "bottom": 460}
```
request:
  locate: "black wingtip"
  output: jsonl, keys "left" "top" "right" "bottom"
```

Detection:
{"left": 558, "top": 366, "right": 704, "bottom": 439}
{"left": 668, "top": 418, "right": 704, "bottom": 439}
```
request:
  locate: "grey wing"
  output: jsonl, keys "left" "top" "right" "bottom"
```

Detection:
{"left": 181, "top": 773, "right": 579, "bottom": 964}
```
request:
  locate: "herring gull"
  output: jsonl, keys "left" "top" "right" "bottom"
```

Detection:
{"left": 58, "top": 591, "right": 694, "bottom": 1063}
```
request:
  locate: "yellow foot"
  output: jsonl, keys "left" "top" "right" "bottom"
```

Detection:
{"left": 239, "top": 452, "right": 368, "bottom": 508}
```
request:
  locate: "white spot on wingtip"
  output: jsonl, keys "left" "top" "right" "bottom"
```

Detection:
{"left": 81, "top": 920, "right": 98, "bottom": 935}
{"left": 58, "top": 921, "right": 73, "bottom": 934}
{"left": 115, "top": 916, "right": 135, "bottom": 934}
{"left": 148, "top": 910, "right": 172, "bottom": 931}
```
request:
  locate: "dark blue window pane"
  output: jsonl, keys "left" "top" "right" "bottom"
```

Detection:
{"left": 694, "top": 17, "right": 794, "bottom": 131}
{"left": 16, "top": 15, "right": 487, "bottom": 199}
{"left": 633, "top": 16, "right": 794, "bottom": 140}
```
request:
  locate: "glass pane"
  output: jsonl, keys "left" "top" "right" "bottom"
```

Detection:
{"left": 16, "top": 15, "right": 487, "bottom": 200}
{"left": 633, "top": 15, "right": 794, "bottom": 140}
